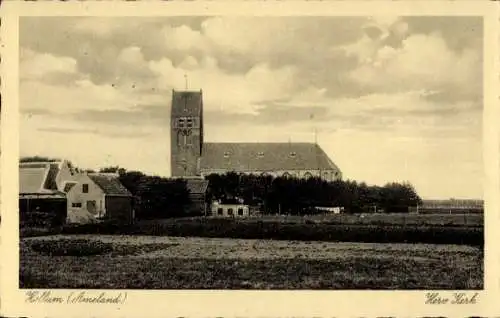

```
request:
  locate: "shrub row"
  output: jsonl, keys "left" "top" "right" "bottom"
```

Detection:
{"left": 20, "top": 211, "right": 63, "bottom": 228}
{"left": 55, "top": 218, "right": 483, "bottom": 246}
{"left": 29, "top": 239, "right": 113, "bottom": 256}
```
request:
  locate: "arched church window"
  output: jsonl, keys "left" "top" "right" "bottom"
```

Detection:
{"left": 186, "top": 132, "right": 193, "bottom": 146}
{"left": 282, "top": 172, "right": 291, "bottom": 178}
{"left": 323, "top": 171, "right": 330, "bottom": 180}
{"left": 304, "top": 172, "right": 313, "bottom": 179}
{"left": 177, "top": 131, "right": 183, "bottom": 146}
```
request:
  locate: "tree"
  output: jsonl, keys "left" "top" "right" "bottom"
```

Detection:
{"left": 20, "top": 156, "right": 60, "bottom": 163}
{"left": 135, "top": 176, "right": 190, "bottom": 219}
{"left": 119, "top": 171, "right": 146, "bottom": 196}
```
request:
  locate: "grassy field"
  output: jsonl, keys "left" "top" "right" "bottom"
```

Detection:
{"left": 20, "top": 235, "right": 483, "bottom": 289}
{"left": 204, "top": 213, "right": 483, "bottom": 227}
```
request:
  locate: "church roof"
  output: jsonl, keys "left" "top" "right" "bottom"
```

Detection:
{"left": 171, "top": 90, "right": 203, "bottom": 117}
{"left": 200, "top": 142, "right": 340, "bottom": 172}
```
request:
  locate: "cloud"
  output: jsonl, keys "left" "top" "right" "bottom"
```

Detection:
{"left": 344, "top": 32, "right": 481, "bottom": 99}
{"left": 149, "top": 56, "right": 298, "bottom": 115}
{"left": 18, "top": 16, "right": 484, "bottom": 198}
{"left": 20, "top": 48, "right": 78, "bottom": 81}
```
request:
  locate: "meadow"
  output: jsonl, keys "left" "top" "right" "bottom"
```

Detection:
{"left": 20, "top": 235, "right": 483, "bottom": 289}
{"left": 192, "top": 213, "right": 483, "bottom": 227}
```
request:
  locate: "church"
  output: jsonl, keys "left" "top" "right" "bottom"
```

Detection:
{"left": 170, "top": 89, "right": 342, "bottom": 182}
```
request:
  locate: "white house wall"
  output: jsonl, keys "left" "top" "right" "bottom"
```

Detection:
{"left": 55, "top": 160, "right": 79, "bottom": 191}
{"left": 211, "top": 203, "right": 250, "bottom": 217}
{"left": 66, "top": 174, "right": 106, "bottom": 223}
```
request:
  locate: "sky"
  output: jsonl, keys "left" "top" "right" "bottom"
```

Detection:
{"left": 19, "top": 16, "right": 483, "bottom": 199}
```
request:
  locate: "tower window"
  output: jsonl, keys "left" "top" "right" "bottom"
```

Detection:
{"left": 186, "top": 118, "right": 193, "bottom": 128}
{"left": 178, "top": 118, "right": 185, "bottom": 128}
{"left": 257, "top": 152, "right": 264, "bottom": 158}
{"left": 290, "top": 152, "right": 297, "bottom": 158}
{"left": 223, "top": 152, "right": 230, "bottom": 158}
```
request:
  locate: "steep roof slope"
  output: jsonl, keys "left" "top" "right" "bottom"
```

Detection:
{"left": 88, "top": 174, "right": 132, "bottom": 197}
{"left": 19, "top": 164, "right": 49, "bottom": 193}
{"left": 185, "top": 179, "right": 209, "bottom": 194}
{"left": 171, "top": 90, "right": 203, "bottom": 117}
{"left": 200, "top": 142, "right": 340, "bottom": 172}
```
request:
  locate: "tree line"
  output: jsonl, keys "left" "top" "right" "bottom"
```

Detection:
{"left": 205, "top": 172, "right": 422, "bottom": 215}
{"left": 20, "top": 157, "right": 423, "bottom": 217}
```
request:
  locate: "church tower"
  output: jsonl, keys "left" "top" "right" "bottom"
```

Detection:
{"left": 170, "top": 89, "right": 204, "bottom": 177}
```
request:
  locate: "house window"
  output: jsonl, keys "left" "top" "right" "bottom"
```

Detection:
{"left": 238, "top": 208, "right": 244, "bottom": 216}
{"left": 228, "top": 208, "right": 234, "bottom": 216}
{"left": 72, "top": 202, "right": 82, "bottom": 208}
{"left": 217, "top": 208, "right": 223, "bottom": 215}
{"left": 82, "top": 184, "right": 89, "bottom": 193}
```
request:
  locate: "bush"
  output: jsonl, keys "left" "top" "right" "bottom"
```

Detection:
{"left": 29, "top": 239, "right": 113, "bottom": 256}
{"left": 20, "top": 227, "right": 62, "bottom": 238}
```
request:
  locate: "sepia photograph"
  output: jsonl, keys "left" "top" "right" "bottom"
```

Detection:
{"left": 15, "top": 14, "right": 486, "bottom": 291}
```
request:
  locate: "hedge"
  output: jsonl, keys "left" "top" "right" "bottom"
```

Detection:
{"left": 52, "top": 218, "right": 483, "bottom": 246}
{"left": 29, "top": 239, "right": 113, "bottom": 256}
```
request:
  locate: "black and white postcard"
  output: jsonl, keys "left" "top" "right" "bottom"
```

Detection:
{"left": 1, "top": 1, "right": 499, "bottom": 317}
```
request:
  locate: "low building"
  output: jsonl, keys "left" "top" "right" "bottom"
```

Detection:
{"left": 65, "top": 173, "right": 134, "bottom": 224}
{"left": 19, "top": 161, "right": 70, "bottom": 227}
{"left": 314, "top": 206, "right": 344, "bottom": 214}
{"left": 410, "top": 199, "right": 484, "bottom": 214}
{"left": 211, "top": 201, "right": 250, "bottom": 217}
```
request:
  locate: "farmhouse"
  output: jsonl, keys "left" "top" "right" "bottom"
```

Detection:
{"left": 19, "top": 160, "right": 80, "bottom": 226}
{"left": 170, "top": 89, "right": 342, "bottom": 181}
{"left": 65, "top": 173, "right": 133, "bottom": 224}
{"left": 19, "top": 160, "right": 134, "bottom": 225}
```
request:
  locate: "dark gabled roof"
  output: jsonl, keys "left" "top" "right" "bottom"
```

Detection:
{"left": 199, "top": 142, "right": 340, "bottom": 172}
{"left": 171, "top": 90, "right": 203, "bottom": 117}
{"left": 63, "top": 181, "right": 78, "bottom": 193}
{"left": 88, "top": 174, "right": 132, "bottom": 197}
{"left": 44, "top": 163, "right": 60, "bottom": 190}
{"left": 185, "top": 179, "right": 209, "bottom": 194}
